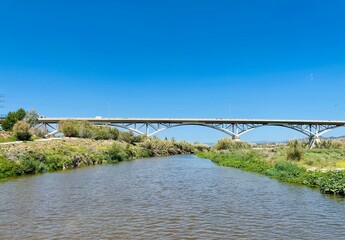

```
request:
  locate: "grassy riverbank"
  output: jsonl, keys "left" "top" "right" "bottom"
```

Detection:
{"left": 198, "top": 147, "right": 345, "bottom": 196}
{"left": 0, "top": 137, "right": 208, "bottom": 180}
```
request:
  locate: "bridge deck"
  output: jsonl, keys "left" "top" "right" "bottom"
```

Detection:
{"left": 38, "top": 118, "right": 345, "bottom": 126}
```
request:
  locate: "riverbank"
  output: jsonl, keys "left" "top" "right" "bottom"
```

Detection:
{"left": 0, "top": 137, "right": 209, "bottom": 180}
{"left": 198, "top": 149, "right": 345, "bottom": 196}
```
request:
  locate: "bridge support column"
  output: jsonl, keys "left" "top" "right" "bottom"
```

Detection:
{"left": 309, "top": 136, "right": 320, "bottom": 149}
{"left": 232, "top": 135, "right": 240, "bottom": 141}
{"left": 145, "top": 123, "right": 149, "bottom": 136}
{"left": 231, "top": 125, "right": 240, "bottom": 141}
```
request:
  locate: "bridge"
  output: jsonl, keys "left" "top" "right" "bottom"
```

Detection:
{"left": 37, "top": 118, "right": 345, "bottom": 148}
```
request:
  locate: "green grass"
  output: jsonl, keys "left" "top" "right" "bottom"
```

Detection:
{"left": 198, "top": 150, "right": 345, "bottom": 196}
{"left": 0, "top": 133, "right": 16, "bottom": 143}
{"left": 261, "top": 148, "right": 345, "bottom": 170}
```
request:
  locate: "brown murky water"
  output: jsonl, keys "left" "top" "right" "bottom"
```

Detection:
{"left": 1, "top": 155, "right": 345, "bottom": 239}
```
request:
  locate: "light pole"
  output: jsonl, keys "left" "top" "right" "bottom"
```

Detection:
{"left": 107, "top": 98, "right": 110, "bottom": 118}
{"left": 227, "top": 100, "right": 231, "bottom": 119}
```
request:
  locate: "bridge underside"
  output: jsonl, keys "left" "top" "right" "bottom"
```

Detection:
{"left": 38, "top": 119, "right": 344, "bottom": 148}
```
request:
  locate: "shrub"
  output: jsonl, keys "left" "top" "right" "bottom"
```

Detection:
{"left": 118, "top": 131, "right": 135, "bottom": 143}
{"left": 0, "top": 156, "right": 22, "bottom": 178}
{"left": 59, "top": 120, "right": 80, "bottom": 137}
{"left": 19, "top": 153, "right": 47, "bottom": 174}
{"left": 315, "top": 140, "right": 343, "bottom": 149}
{"left": 92, "top": 126, "right": 119, "bottom": 140}
{"left": 286, "top": 140, "right": 304, "bottom": 161}
{"left": 194, "top": 144, "right": 210, "bottom": 152}
{"left": 213, "top": 138, "right": 251, "bottom": 151}
{"left": 78, "top": 122, "right": 94, "bottom": 138}
{"left": 91, "top": 126, "right": 112, "bottom": 140}
{"left": 267, "top": 161, "right": 305, "bottom": 182}
{"left": 319, "top": 171, "right": 345, "bottom": 195}
{"left": 109, "top": 127, "right": 120, "bottom": 140}
{"left": 31, "top": 127, "right": 47, "bottom": 138}
{"left": 59, "top": 120, "right": 120, "bottom": 140}
{"left": 13, "top": 120, "right": 32, "bottom": 141}
{"left": 108, "top": 143, "right": 129, "bottom": 162}
{"left": 173, "top": 141, "right": 196, "bottom": 154}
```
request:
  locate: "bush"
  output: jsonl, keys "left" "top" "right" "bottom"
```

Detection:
{"left": 2, "top": 108, "right": 26, "bottom": 131}
{"left": 59, "top": 120, "right": 120, "bottom": 140}
{"left": 319, "top": 171, "right": 345, "bottom": 195}
{"left": 108, "top": 143, "right": 129, "bottom": 162}
{"left": 286, "top": 140, "right": 304, "bottom": 161}
{"left": 78, "top": 122, "right": 94, "bottom": 138}
{"left": 59, "top": 120, "right": 80, "bottom": 137}
{"left": 13, "top": 120, "right": 32, "bottom": 141}
{"left": 31, "top": 127, "right": 47, "bottom": 138}
{"left": 91, "top": 126, "right": 119, "bottom": 140}
{"left": 213, "top": 138, "right": 251, "bottom": 151}
{"left": 0, "top": 156, "right": 22, "bottom": 178}
{"left": 266, "top": 161, "right": 305, "bottom": 183}
{"left": 91, "top": 126, "right": 112, "bottom": 140}
{"left": 20, "top": 156, "right": 46, "bottom": 174}
{"left": 315, "top": 140, "right": 343, "bottom": 149}
{"left": 118, "top": 131, "right": 135, "bottom": 143}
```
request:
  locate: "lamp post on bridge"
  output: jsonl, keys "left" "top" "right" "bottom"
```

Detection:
{"left": 227, "top": 100, "right": 231, "bottom": 119}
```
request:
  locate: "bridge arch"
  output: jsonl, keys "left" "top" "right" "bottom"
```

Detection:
{"left": 145, "top": 123, "right": 238, "bottom": 138}
{"left": 142, "top": 123, "right": 318, "bottom": 138}
{"left": 104, "top": 122, "right": 338, "bottom": 142}
{"left": 237, "top": 124, "right": 311, "bottom": 137}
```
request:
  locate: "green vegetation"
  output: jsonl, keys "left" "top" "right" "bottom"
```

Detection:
{"left": 1, "top": 108, "right": 26, "bottom": 131}
{"left": 23, "top": 110, "right": 39, "bottom": 127}
{"left": 0, "top": 115, "right": 209, "bottom": 180}
{"left": 213, "top": 137, "right": 251, "bottom": 151}
{"left": 59, "top": 120, "right": 120, "bottom": 140}
{"left": 0, "top": 132, "right": 16, "bottom": 143}
{"left": 0, "top": 108, "right": 41, "bottom": 141}
{"left": 198, "top": 138, "right": 345, "bottom": 196}
{"left": 0, "top": 137, "right": 209, "bottom": 180}
{"left": 286, "top": 140, "right": 304, "bottom": 161}
{"left": 13, "top": 121, "right": 32, "bottom": 141}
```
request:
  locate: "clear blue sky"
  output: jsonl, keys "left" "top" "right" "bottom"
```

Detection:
{"left": 1, "top": 0, "right": 345, "bottom": 143}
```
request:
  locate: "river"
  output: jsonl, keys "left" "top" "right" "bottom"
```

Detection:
{"left": 0, "top": 155, "right": 345, "bottom": 239}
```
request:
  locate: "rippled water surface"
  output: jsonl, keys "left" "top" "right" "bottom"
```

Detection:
{"left": 1, "top": 155, "right": 345, "bottom": 239}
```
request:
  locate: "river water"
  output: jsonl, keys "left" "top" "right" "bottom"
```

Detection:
{"left": 0, "top": 155, "right": 345, "bottom": 239}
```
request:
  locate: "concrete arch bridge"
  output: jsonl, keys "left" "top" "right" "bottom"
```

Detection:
{"left": 38, "top": 118, "right": 345, "bottom": 148}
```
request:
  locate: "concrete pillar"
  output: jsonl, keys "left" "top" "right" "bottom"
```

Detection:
{"left": 145, "top": 123, "right": 149, "bottom": 136}
{"left": 232, "top": 135, "right": 241, "bottom": 141}
{"left": 309, "top": 136, "right": 320, "bottom": 149}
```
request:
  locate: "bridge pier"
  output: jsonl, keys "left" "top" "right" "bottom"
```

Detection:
{"left": 232, "top": 135, "right": 241, "bottom": 141}
{"left": 309, "top": 136, "right": 320, "bottom": 149}
{"left": 145, "top": 123, "right": 149, "bottom": 136}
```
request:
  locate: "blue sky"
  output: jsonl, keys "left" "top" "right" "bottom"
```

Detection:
{"left": 1, "top": 0, "right": 345, "bottom": 143}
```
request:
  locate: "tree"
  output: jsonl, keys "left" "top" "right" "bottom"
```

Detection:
{"left": 2, "top": 108, "right": 26, "bottom": 131}
{"left": 24, "top": 110, "right": 39, "bottom": 127}
{"left": 13, "top": 120, "right": 31, "bottom": 141}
